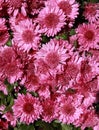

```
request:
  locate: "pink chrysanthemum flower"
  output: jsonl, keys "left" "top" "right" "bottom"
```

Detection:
{"left": 81, "top": 110, "right": 99, "bottom": 130}
{"left": 83, "top": 3, "right": 99, "bottom": 22}
{"left": 0, "top": 46, "right": 23, "bottom": 83}
{"left": 0, "top": 46, "right": 16, "bottom": 73}
{"left": 45, "top": 0, "right": 79, "bottom": 20}
{"left": 37, "top": 6, "right": 66, "bottom": 37}
{"left": 13, "top": 19, "right": 41, "bottom": 52}
{"left": 76, "top": 23, "right": 99, "bottom": 51}
{"left": 80, "top": 57, "right": 99, "bottom": 83}
{"left": 4, "top": 59, "right": 23, "bottom": 83}
{"left": 37, "top": 85, "right": 50, "bottom": 99}
{"left": 12, "top": 93, "right": 42, "bottom": 124}
{"left": 41, "top": 99, "right": 58, "bottom": 123}
{"left": 5, "top": 0, "right": 26, "bottom": 15}
{"left": 23, "top": 62, "right": 40, "bottom": 92}
{"left": 57, "top": 95, "right": 83, "bottom": 124}
{"left": 2, "top": 112, "right": 17, "bottom": 127}
{"left": 0, "top": 18, "right": 9, "bottom": 46}
{"left": 58, "top": 96, "right": 83, "bottom": 124}
{"left": 26, "top": 0, "right": 45, "bottom": 15}
{"left": 90, "top": 49, "right": 99, "bottom": 62}
{"left": 35, "top": 39, "right": 69, "bottom": 75}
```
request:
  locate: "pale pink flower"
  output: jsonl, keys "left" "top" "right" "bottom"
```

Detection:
{"left": 12, "top": 93, "right": 42, "bottom": 124}
{"left": 76, "top": 23, "right": 99, "bottom": 51}
{"left": 13, "top": 19, "right": 41, "bottom": 51}
{"left": 0, "top": 18, "right": 9, "bottom": 46}
{"left": 35, "top": 39, "right": 69, "bottom": 75}
{"left": 83, "top": 3, "right": 99, "bottom": 22}
{"left": 37, "top": 6, "right": 66, "bottom": 36}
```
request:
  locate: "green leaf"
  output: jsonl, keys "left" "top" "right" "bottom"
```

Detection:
{"left": 61, "top": 124, "right": 73, "bottom": 130}
{"left": 70, "top": 29, "right": 76, "bottom": 36}
{"left": 4, "top": 97, "right": 14, "bottom": 112}
{"left": 55, "top": 34, "right": 68, "bottom": 40}
{"left": 18, "top": 124, "right": 35, "bottom": 130}
{"left": 41, "top": 35, "right": 50, "bottom": 44}
{"left": 6, "top": 40, "right": 12, "bottom": 46}
{"left": 60, "top": 34, "right": 68, "bottom": 40}
{"left": 35, "top": 120, "right": 54, "bottom": 130}
{"left": 29, "top": 91, "right": 39, "bottom": 97}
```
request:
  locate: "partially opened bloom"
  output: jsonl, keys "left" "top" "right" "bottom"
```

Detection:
{"left": 83, "top": 2, "right": 99, "bottom": 22}
{"left": 13, "top": 19, "right": 41, "bottom": 52}
{"left": 37, "top": 6, "right": 66, "bottom": 37}
{"left": 76, "top": 23, "right": 99, "bottom": 51}
{"left": 12, "top": 93, "right": 42, "bottom": 124}
{"left": 0, "top": 18, "right": 9, "bottom": 46}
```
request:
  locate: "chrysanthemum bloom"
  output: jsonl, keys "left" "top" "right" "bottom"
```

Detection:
{"left": 45, "top": 0, "right": 79, "bottom": 20}
{"left": 0, "top": 18, "right": 9, "bottom": 46}
{"left": 57, "top": 95, "right": 83, "bottom": 124}
{"left": 0, "top": 0, "right": 9, "bottom": 17}
{"left": 26, "top": 0, "right": 45, "bottom": 15}
{"left": 90, "top": 49, "right": 99, "bottom": 62}
{"left": 9, "top": 13, "right": 27, "bottom": 31}
{"left": 76, "top": 23, "right": 99, "bottom": 51}
{"left": 13, "top": 19, "right": 41, "bottom": 52}
{"left": 24, "top": 63, "right": 40, "bottom": 92}
{"left": 82, "top": 92, "right": 96, "bottom": 108}
{"left": 83, "top": 3, "right": 99, "bottom": 22}
{"left": 12, "top": 93, "right": 42, "bottom": 124}
{"left": 0, "top": 46, "right": 23, "bottom": 83}
{"left": 37, "top": 85, "right": 50, "bottom": 99}
{"left": 35, "top": 39, "right": 69, "bottom": 75}
{"left": 41, "top": 99, "right": 58, "bottom": 122}
{"left": 80, "top": 110, "right": 99, "bottom": 130}
{"left": 0, "top": 119, "right": 8, "bottom": 130}
{"left": 56, "top": 54, "right": 81, "bottom": 91}
{"left": 85, "top": 76, "right": 99, "bottom": 93}
{"left": 5, "top": 0, "right": 26, "bottom": 15}
{"left": 80, "top": 57, "right": 99, "bottom": 83}
{"left": 0, "top": 46, "right": 16, "bottom": 75}
{"left": 4, "top": 59, "right": 23, "bottom": 83}
{"left": 2, "top": 112, "right": 17, "bottom": 127}
{"left": 37, "top": 6, "right": 66, "bottom": 37}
